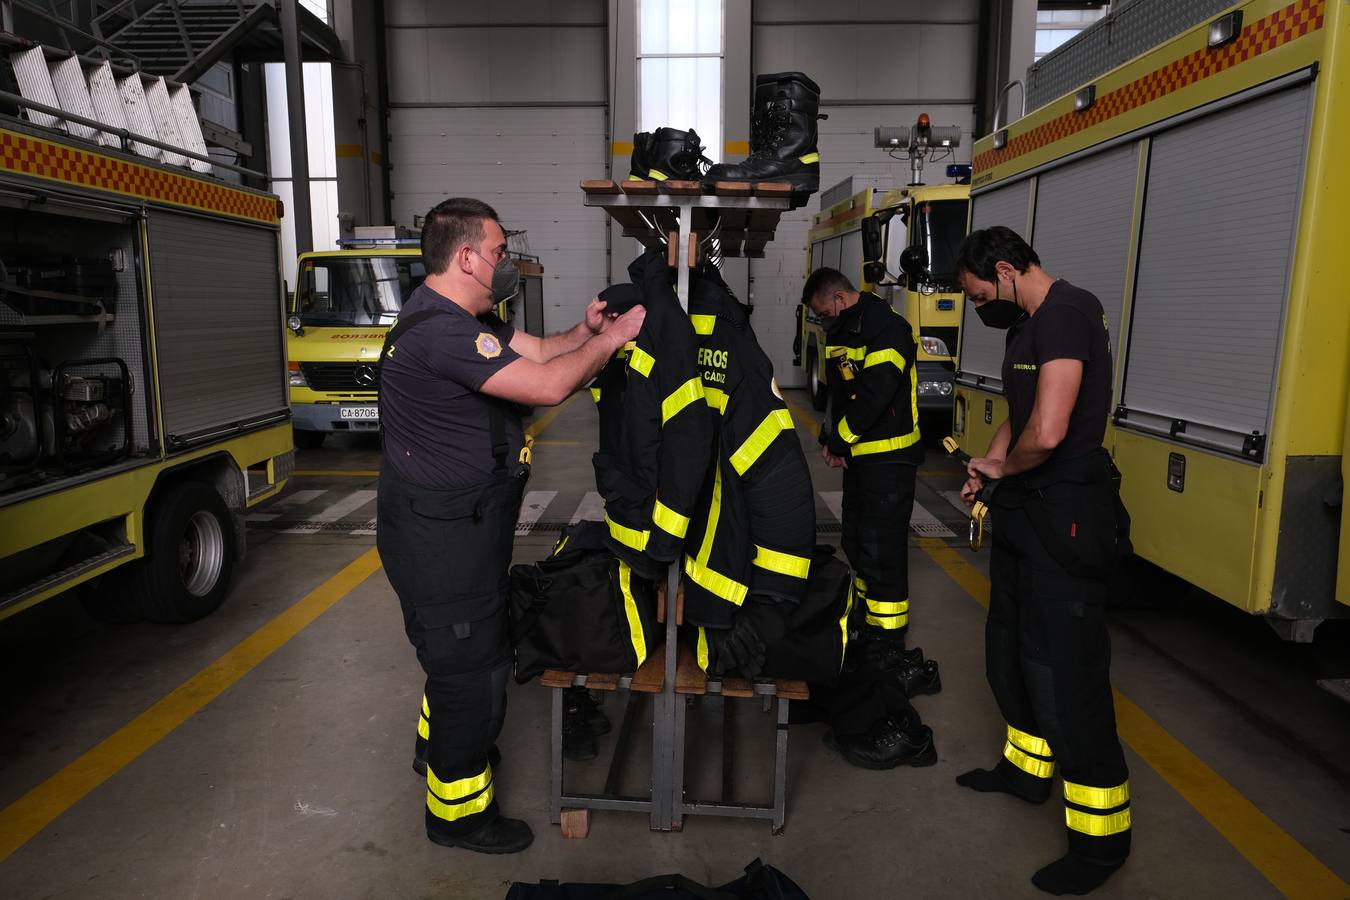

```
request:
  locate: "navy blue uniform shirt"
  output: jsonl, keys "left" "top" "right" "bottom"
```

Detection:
{"left": 380, "top": 284, "right": 524, "bottom": 490}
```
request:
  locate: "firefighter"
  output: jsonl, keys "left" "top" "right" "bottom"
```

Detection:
{"left": 376, "top": 198, "right": 644, "bottom": 854}
{"left": 955, "top": 226, "right": 1130, "bottom": 895}
{"left": 800, "top": 268, "right": 938, "bottom": 686}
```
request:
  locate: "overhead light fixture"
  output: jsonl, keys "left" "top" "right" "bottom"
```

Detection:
{"left": 993, "top": 129, "right": 1008, "bottom": 150}
{"left": 1075, "top": 85, "right": 1096, "bottom": 112}
{"left": 1208, "top": 10, "right": 1242, "bottom": 48}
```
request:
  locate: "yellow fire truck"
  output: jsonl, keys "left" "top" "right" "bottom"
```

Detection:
{"left": 0, "top": 64, "right": 292, "bottom": 624}
{"left": 953, "top": 0, "right": 1349, "bottom": 638}
{"left": 285, "top": 228, "right": 536, "bottom": 448}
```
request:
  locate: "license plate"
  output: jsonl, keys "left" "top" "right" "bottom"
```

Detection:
{"left": 339, "top": 405, "right": 379, "bottom": 421}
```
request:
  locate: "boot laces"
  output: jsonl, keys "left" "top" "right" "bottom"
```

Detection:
{"left": 748, "top": 101, "right": 792, "bottom": 158}
{"left": 672, "top": 129, "right": 713, "bottom": 177}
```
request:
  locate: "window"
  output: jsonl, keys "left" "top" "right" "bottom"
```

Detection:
{"left": 1035, "top": 3, "right": 1111, "bottom": 61}
{"left": 638, "top": 0, "right": 723, "bottom": 166}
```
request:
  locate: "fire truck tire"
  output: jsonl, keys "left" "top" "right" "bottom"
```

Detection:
{"left": 807, "top": 346, "right": 827, "bottom": 411}
{"left": 131, "top": 481, "right": 236, "bottom": 624}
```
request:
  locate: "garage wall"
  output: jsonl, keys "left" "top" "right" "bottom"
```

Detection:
{"left": 750, "top": 0, "right": 979, "bottom": 386}
{"left": 383, "top": 0, "right": 609, "bottom": 333}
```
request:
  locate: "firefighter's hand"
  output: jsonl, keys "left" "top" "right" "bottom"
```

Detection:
{"left": 960, "top": 474, "right": 983, "bottom": 506}
{"left": 822, "top": 446, "right": 849, "bottom": 469}
{"left": 584, "top": 297, "right": 611, "bottom": 334}
{"left": 607, "top": 304, "right": 646, "bottom": 345}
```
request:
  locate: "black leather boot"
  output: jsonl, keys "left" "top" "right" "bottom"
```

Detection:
{"left": 628, "top": 130, "right": 656, "bottom": 180}
{"left": 428, "top": 815, "right": 534, "bottom": 855}
{"left": 824, "top": 716, "right": 937, "bottom": 770}
{"left": 845, "top": 636, "right": 923, "bottom": 674}
{"left": 562, "top": 688, "right": 599, "bottom": 761}
{"left": 631, "top": 127, "right": 711, "bottom": 182}
{"left": 704, "top": 71, "right": 822, "bottom": 203}
{"left": 567, "top": 686, "right": 611, "bottom": 736}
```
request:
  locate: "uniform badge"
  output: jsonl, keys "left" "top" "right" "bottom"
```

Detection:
{"left": 475, "top": 332, "right": 502, "bottom": 359}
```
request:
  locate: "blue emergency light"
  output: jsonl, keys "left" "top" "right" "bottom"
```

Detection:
{"left": 947, "top": 164, "right": 973, "bottom": 182}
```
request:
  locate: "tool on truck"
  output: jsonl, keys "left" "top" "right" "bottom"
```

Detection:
{"left": 0, "top": 41, "right": 293, "bottom": 624}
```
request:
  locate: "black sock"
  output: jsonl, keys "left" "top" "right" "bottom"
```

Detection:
{"left": 955, "top": 767, "right": 1045, "bottom": 803}
{"left": 1031, "top": 854, "right": 1123, "bottom": 895}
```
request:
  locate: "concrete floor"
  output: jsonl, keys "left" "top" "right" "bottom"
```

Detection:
{"left": 2, "top": 390, "right": 1348, "bottom": 899}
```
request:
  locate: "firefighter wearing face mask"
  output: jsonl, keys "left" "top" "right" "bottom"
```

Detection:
{"left": 801, "top": 267, "right": 931, "bottom": 679}
{"left": 954, "top": 226, "right": 1131, "bottom": 896}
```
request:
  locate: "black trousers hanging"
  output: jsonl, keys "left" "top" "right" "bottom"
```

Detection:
{"left": 984, "top": 481, "right": 1131, "bottom": 865}
{"left": 841, "top": 461, "right": 916, "bottom": 641}
{"left": 377, "top": 466, "right": 526, "bottom": 839}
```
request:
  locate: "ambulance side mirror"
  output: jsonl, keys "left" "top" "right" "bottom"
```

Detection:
{"left": 861, "top": 216, "right": 883, "bottom": 262}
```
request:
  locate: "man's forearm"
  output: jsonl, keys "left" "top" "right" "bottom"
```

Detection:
{"left": 537, "top": 321, "right": 593, "bottom": 362}
{"left": 540, "top": 332, "right": 623, "bottom": 402}
{"left": 986, "top": 421, "right": 1012, "bottom": 460}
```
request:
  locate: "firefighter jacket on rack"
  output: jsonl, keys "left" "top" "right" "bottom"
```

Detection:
{"left": 682, "top": 264, "right": 816, "bottom": 647}
{"left": 590, "top": 250, "right": 714, "bottom": 579}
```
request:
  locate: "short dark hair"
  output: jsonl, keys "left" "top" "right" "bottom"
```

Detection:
{"left": 801, "top": 266, "right": 855, "bottom": 306}
{"left": 421, "top": 197, "right": 500, "bottom": 275}
{"left": 955, "top": 226, "right": 1040, "bottom": 282}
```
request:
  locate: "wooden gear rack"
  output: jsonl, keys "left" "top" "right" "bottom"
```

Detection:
{"left": 538, "top": 178, "right": 805, "bottom": 837}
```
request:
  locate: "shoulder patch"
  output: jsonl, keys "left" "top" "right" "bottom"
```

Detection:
{"left": 475, "top": 332, "right": 503, "bottom": 359}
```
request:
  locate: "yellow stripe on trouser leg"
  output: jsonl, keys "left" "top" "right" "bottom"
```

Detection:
{"left": 697, "top": 627, "right": 710, "bottom": 671}
{"left": 418, "top": 714, "right": 429, "bottom": 740}
{"left": 1008, "top": 724, "right": 1052, "bottom": 759}
{"left": 652, "top": 499, "right": 690, "bottom": 538}
{"left": 618, "top": 562, "right": 647, "bottom": 666}
{"left": 1004, "top": 741, "right": 1056, "bottom": 779}
{"left": 684, "top": 555, "right": 749, "bottom": 606}
{"left": 1064, "top": 780, "right": 1129, "bottom": 810}
{"left": 427, "top": 784, "right": 495, "bottom": 822}
{"left": 864, "top": 596, "right": 908, "bottom": 629}
{"left": 427, "top": 764, "right": 494, "bottom": 822}
{"left": 1066, "top": 807, "right": 1132, "bottom": 837}
{"left": 422, "top": 694, "right": 430, "bottom": 717}
{"left": 839, "top": 582, "right": 855, "bottom": 668}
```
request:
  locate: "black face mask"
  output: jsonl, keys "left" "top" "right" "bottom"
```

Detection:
{"left": 975, "top": 278, "right": 1026, "bottom": 329}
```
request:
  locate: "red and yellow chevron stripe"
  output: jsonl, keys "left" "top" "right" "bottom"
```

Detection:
{"left": 975, "top": 0, "right": 1326, "bottom": 172}
{"left": 0, "top": 128, "right": 279, "bottom": 224}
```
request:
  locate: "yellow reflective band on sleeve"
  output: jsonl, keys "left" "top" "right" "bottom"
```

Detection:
{"left": 1008, "top": 725, "right": 1052, "bottom": 759}
{"left": 1004, "top": 742, "right": 1056, "bottom": 779}
{"left": 590, "top": 387, "right": 602, "bottom": 403}
{"left": 697, "top": 627, "right": 710, "bottom": 671}
{"left": 866, "top": 597, "right": 909, "bottom": 615}
{"left": 865, "top": 612, "right": 909, "bottom": 629}
{"left": 629, "top": 347, "right": 655, "bottom": 377}
{"left": 427, "top": 783, "right": 494, "bottom": 822}
{"left": 684, "top": 555, "right": 749, "bottom": 606}
{"left": 704, "top": 386, "right": 728, "bottom": 414}
{"left": 837, "top": 417, "right": 860, "bottom": 444}
{"left": 730, "top": 408, "right": 795, "bottom": 475}
{"left": 652, "top": 499, "right": 690, "bottom": 538}
{"left": 691, "top": 314, "right": 716, "bottom": 335}
{"left": 428, "top": 765, "right": 492, "bottom": 802}
{"left": 606, "top": 515, "right": 650, "bottom": 552}
{"left": 1064, "top": 780, "right": 1129, "bottom": 810}
{"left": 863, "top": 347, "right": 907, "bottom": 371}
{"left": 852, "top": 429, "right": 922, "bottom": 457}
{"left": 799, "top": 152, "right": 820, "bottom": 164}
{"left": 662, "top": 378, "right": 705, "bottom": 423}
{"left": 826, "top": 344, "right": 866, "bottom": 362}
{"left": 418, "top": 715, "right": 429, "bottom": 740}
{"left": 422, "top": 694, "right": 430, "bottom": 717}
{"left": 1065, "top": 807, "right": 1132, "bottom": 837}
{"left": 753, "top": 545, "right": 811, "bottom": 579}
{"left": 647, "top": 168, "right": 669, "bottom": 181}
{"left": 618, "top": 562, "right": 647, "bottom": 667}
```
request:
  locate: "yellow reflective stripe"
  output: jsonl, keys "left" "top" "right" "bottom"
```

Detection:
{"left": 691, "top": 314, "right": 716, "bottom": 335}
{"left": 863, "top": 347, "right": 907, "bottom": 370}
{"left": 696, "top": 465, "right": 722, "bottom": 563}
{"left": 840, "top": 582, "right": 854, "bottom": 668}
{"left": 854, "top": 576, "right": 868, "bottom": 593}
{"left": 684, "top": 555, "right": 749, "bottom": 606}
{"left": 590, "top": 387, "right": 602, "bottom": 403}
{"left": 865, "top": 612, "right": 909, "bottom": 629}
{"left": 1064, "top": 780, "right": 1129, "bottom": 810}
{"left": 417, "top": 715, "right": 429, "bottom": 740}
{"left": 1008, "top": 725, "right": 1052, "bottom": 759}
{"left": 837, "top": 416, "right": 860, "bottom": 444}
{"left": 866, "top": 597, "right": 909, "bottom": 615}
{"left": 626, "top": 174, "right": 643, "bottom": 181}
{"left": 629, "top": 346, "right": 655, "bottom": 377}
{"left": 428, "top": 765, "right": 492, "bottom": 801}
{"left": 553, "top": 534, "right": 570, "bottom": 555}
{"left": 1004, "top": 742, "right": 1056, "bottom": 779}
{"left": 752, "top": 545, "right": 810, "bottom": 579}
{"left": 826, "top": 344, "right": 866, "bottom": 361}
{"left": 662, "top": 377, "right": 705, "bottom": 423}
{"left": 704, "top": 386, "right": 728, "bottom": 414}
{"left": 422, "top": 694, "right": 430, "bottom": 717}
{"left": 427, "top": 783, "right": 494, "bottom": 822}
{"left": 730, "top": 408, "right": 795, "bottom": 475}
{"left": 697, "top": 627, "right": 710, "bottom": 671}
{"left": 652, "top": 499, "right": 690, "bottom": 538}
{"left": 647, "top": 168, "right": 669, "bottom": 181}
{"left": 852, "top": 429, "right": 922, "bottom": 456}
{"left": 799, "top": 151, "right": 820, "bottom": 164}
{"left": 1065, "top": 807, "right": 1132, "bottom": 837}
{"left": 909, "top": 359, "right": 918, "bottom": 437}
{"left": 606, "top": 514, "right": 650, "bottom": 552}
{"left": 618, "top": 562, "right": 647, "bottom": 666}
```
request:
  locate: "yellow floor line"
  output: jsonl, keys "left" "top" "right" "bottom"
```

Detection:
{"left": 915, "top": 537, "right": 1350, "bottom": 899}
{"left": 293, "top": 469, "right": 381, "bottom": 477}
{"left": 0, "top": 548, "right": 384, "bottom": 865}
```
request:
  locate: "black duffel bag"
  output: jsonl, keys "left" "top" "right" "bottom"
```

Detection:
{"left": 759, "top": 546, "right": 852, "bottom": 685}
{"left": 505, "top": 859, "right": 811, "bottom": 899}
{"left": 510, "top": 520, "right": 658, "bottom": 683}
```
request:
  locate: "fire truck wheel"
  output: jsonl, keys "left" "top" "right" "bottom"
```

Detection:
{"left": 808, "top": 347, "right": 827, "bottom": 411}
{"left": 133, "top": 481, "right": 236, "bottom": 624}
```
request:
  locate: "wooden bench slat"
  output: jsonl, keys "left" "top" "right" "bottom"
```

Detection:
{"left": 712, "top": 181, "right": 751, "bottom": 196}
{"left": 720, "top": 676, "right": 754, "bottom": 698}
{"left": 775, "top": 678, "right": 810, "bottom": 701}
{"left": 631, "top": 646, "right": 665, "bottom": 693}
{"left": 587, "top": 672, "right": 621, "bottom": 691}
{"left": 541, "top": 669, "right": 574, "bottom": 689}
{"left": 675, "top": 641, "right": 707, "bottom": 696}
{"left": 581, "top": 179, "right": 620, "bottom": 194}
{"left": 621, "top": 179, "right": 660, "bottom": 195}
{"left": 663, "top": 179, "right": 702, "bottom": 195}
{"left": 754, "top": 182, "right": 793, "bottom": 198}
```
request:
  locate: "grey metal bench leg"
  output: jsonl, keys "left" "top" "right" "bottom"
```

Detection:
{"left": 773, "top": 697, "right": 790, "bottom": 834}
{"left": 550, "top": 686, "right": 564, "bottom": 825}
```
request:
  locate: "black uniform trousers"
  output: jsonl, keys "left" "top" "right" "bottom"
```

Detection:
{"left": 377, "top": 466, "right": 525, "bottom": 839}
{"left": 841, "top": 460, "right": 916, "bottom": 642}
{"left": 984, "top": 481, "right": 1131, "bottom": 864}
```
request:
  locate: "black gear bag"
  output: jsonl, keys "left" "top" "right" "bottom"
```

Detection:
{"left": 505, "top": 858, "right": 811, "bottom": 899}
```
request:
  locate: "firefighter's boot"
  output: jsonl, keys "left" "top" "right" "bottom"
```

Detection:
{"left": 628, "top": 131, "right": 656, "bottom": 181}
{"left": 824, "top": 715, "right": 937, "bottom": 770}
{"left": 634, "top": 127, "right": 712, "bottom": 182}
{"left": 704, "top": 72, "right": 822, "bottom": 203}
